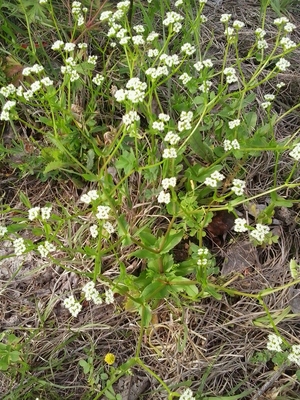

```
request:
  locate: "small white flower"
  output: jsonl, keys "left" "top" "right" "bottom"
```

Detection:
{"left": 255, "top": 28, "right": 266, "bottom": 38}
{"left": 224, "top": 27, "right": 235, "bottom": 38}
{"left": 264, "top": 94, "right": 275, "bottom": 101}
{"left": 158, "top": 113, "right": 170, "bottom": 122}
{"left": 3, "top": 100, "right": 16, "bottom": 111}
{"left": 13, "top": 238, "right": 26, "bottom": 256}
{"left": 276, "top": 82, "right": 285, "bottom": 89}
{"left": 81, "top": 194, "right": 92, "bottom": 204}
{"left": 162, "top": 177, "right": 176, "bottom": 190}
{"left": 0, "top": 84, "right": 16, "bottom": 97}
{"left": 147, "top": 48, "right": 159, "bottom": 57}
{"left": 181, "top": 43, "right": 196, "bottom": 56}
{"left": 103, "top": 221, "right": 115, "bottom": 234}
{"left": 39, "top": 0, "right": 48, "bottom": 4}
{"left": 0, "top": 225, "right": 8, "bottom": 236}
{"left": 164, "top": 131, "right": 180, "bottom": 145}
{"left": 199, "top": 80, "right": 212, "bottom": 93}
{"left": 276, "top": 58, "right": 290, "bottom": 72}
{"left": 179, "top": 388, "right": 195, "bottom": 400}
{"left": 105, "top": 288, "right": 114, "bottom": 304}
{"left": 199, "top": 14, "right": 207, "bottom": 23}
{"left": 199, "top": 0, "right": 207, "bottom": 3}
{"left": 100, "top": 10, "right": 113, "bottom": 21}
{"left": 152, "top": 121, "right": 165, "bottom": 131}
{"left": 233, "top": 20, "right": 245, "bottom": 29}
{"left": 82, "top": 281, "right": 97, "bottom": 300}
{"left": 261, "top": 101, "right": 271, "bottom": 109}
{"left": 273, "top": 17, "right": 289, "bottom": 26}
{"left": 132, "top": 35, "right": 145, "bottom": 45}
{"left": 280, "top": 37, "right": 296, "bottom": 51}
{"left": 92, "top": 74, "right": 104, "bottom": 86}
{"left": 228, "top": 119, "right": 240, "bottom": 129}
{"left": 31, "top": 64, "right": 44, "bottom": 74}
{"left": 157, "top": 190, "right": 171, "bottom": 204}
{"left": 284, "top": 22, "right": 296, "bottom": 33}
{"left": 289, "top": 143, "right": 300, "bottom": 161}
{"left": 64, "top": 42, "right": 76, "bottom": 52}
{"left": 28, "top": 207, "right": 40, "bottom": 221}
{"left": 146, "top": 31, "right": 159, "bottom": 42}
{"left": 162, "top": 148, "right": 177, "bottom": 159}
{"left": 64, "top": 295, "right": 82, "bottom": 317}
{"left": 288, "top": 344, "right": 300, "bottom": 366}
{"left": 220, "top": 14, "right": 231, "bottom": 23}
{"left": 78, "top": 42, "right": 88, "bottom": 49}
{"left": 51, "top": 40, "right": 64, "bottom": 51}
{"left": 133, "top": 25, "right": 145, "bottom": 33}
{"left": 163, "top": 11, "right": 184, "bottom": 27}
{"left": 231, "top": 179, "right": 246, "bottom": 196}
{"left": 231, "top": 139, "right": 240, "bottom": 149}
{"left": 204, "top": 171, "right": 225, "bottom": 187}
{"left": 179, "top": 72, "right": 192, "bottom": 85}
{"left": 88, "top": 190, "right": 99, "bottom": 201}
{"left": 250, "top": 224, "right": 270, "bottom": 242}
{"left": 45, "top": 241, "right": 56, "bottom": 252}
{"left": 203, "top": 59, "right": 213, "bottom": 68}
{"left": 257, "top": 39, "right": 268, "bottom": 49}
{"left": 41, "top": 206, "right": 52, "bottom": 220}
{"left": 96, "top": 205, "right": 111, "bottom": 220}
{"left": 122, "top": 110, "right": 140, "bottom": 127}
{"left": 223, "top": 67, "right": 238, "bottom": 83}
{"left": 233, "top": 218, "right": 248, "bottom": 233}
{"left": 267, "top": 333, "right": 283, "bottom": 352}
{"left": 41, "top": 77, "right": 53, "bottom": 86}
{"left": 87, "top": 55, "right": 98, "bottom": 65}
{"left": 90, "top": 224, "right": 98, "bottom": 238}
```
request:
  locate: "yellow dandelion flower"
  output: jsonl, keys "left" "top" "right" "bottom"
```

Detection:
{"left": 104, "top": 353, "right": 115, "bottom": 365}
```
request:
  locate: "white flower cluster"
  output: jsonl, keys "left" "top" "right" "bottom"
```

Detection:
{"left": 158, "top": 177, "right": 177, "bottom": 204}
{"left": 145, "top": 65, "right": 169, "bottom": 80}
{"left": 197, "top": 247, "right": 209, "bottom": 266}
{"left": 90, "top": 224, "right": 98, "bottom": 238}
{"left": 163, "top": 11, "right": 184, "bottom": 33}
{"left": 96, "top": 205, "right": 111, "bottom": 220}
{"left": 194, "top": 59, "right": 213, "bottom": 72}
{"left": 72, "top": 1, "right": 87, "bottom": 27}
{"left": 0, "top": 100, "right": 16, "bottom": 121}
{"left": 233, "top": 218, "right": 248, "bottom": 233}
{"left": 280, "top": 37, "right": 296, "bottom": 51}
{"left": 87, "top": 55, "right": 98, "bottom": 65}
{"left": 204, "top": 171, "right": 225, "bottom": 188}
{"left": 181, "top": 43, "right": 196, "bottom": 56}
{"left": 276, "top": 58, "right": 290, "bottom": 72}
{"left": 82, "top": 281, "right": 103, "bottom": 304}
{"left": 223, "top": 139, "right": 240, "bottom": 151}
{"left": 147, "top": 31, "right": 159, "bottom": 42}
{"left": 178, "top": 71, "right": 192, "bottom": 84}
{"left": 92, "top": 73, "right": 104, "bottom": 86}
{"left": 231, "top": 179, "right": 246, "bottom": 196}
{"left": 0, "top": 83, "right": 16, "bottom": 97}
{"left": 165, "top": 131, "right": 180, "bottom": 145}
{"left": 152, "top": 113, "right": 170, "bottom": 132}
{"left": 288, "top": 344, "right": 300, "bottom": 366}
{"left": 22, "top": 64, "right": 44, "bottom": 76}
{"left": 80, "top": 189, "right": 99, "bottom": 204}
{"left": 159, "top": 53, "right": 180, "bottom": 67}
{"left": 178, "top": 111, "right": 193, "bottom": 132}
{"left": 233, "top": 20, "right": 245, "bottom": 30}
{"left": 234, "top": 220, "right": 270, "bottom": 242}
{"left": 220, "top": 14, "right": 231, "bottom": 23}
{"left": 199, "top": 80, "right": 212, "bottom": 93}
{"left": 38, "top": 241, "right": 56, "bottom": 258}
{"left": 223, "top": 67, "right": 238, "bottom": 84}
{"left": 147, "top": 48, "right": 159, "bottom": 58}
{"left": 103, "top": 221, "right": 115, "bottom": 234}
{"left": 162, "top": 177, "right": 176, "bottom": 190}
{"left": 261, "top": 94, "right": 275, "bottom": 109}
{"left": 115, "top": 77, "right": 147, "bottom": 104}
{"left": 122, "top": 110, "right": 140, "bottom": 127}
{"left": 179, "top": 388, "right": 195, "bottom": 400}
{"left": 64, "top": 295, "right": 82, "bottom": 317}
{"left": 289, "top": 143, "right": 300, "bottom": 161}
{"left": 250, "top": 223, "right": 270, "bottom": 242}
{"left": 13, "top": 237, "right": 26, "bottom": 256}
{"left": 228, "top": 119, "right": 240, "bottom": 129}
{"left": 267, "top": 333, "right": 283, "bottom": 352}
{"left": 28, "top": 206, "right": 52, "bottom": 220}
{"left": 0, "top": 225, "right": 8, "bottom": 236}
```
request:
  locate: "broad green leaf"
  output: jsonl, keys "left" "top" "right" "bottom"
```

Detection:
{"left": 205, "top": 285, "right": 222, "bottom": 300}
{"left": 140, "top": 304, "right": 152, "bottom": 327}
{"left": 141, "top": 281, "right": 168, "bottom": 301}
{"left": 290, "top": 259, "right": 299, "bottom": 279}
{"left": 160, "top": 230, "right": 184, "bottom": 254}
{"left": 139, "top": 228, "right": 157, "bottom": 246}
{"left": 19, "top": 191, "right": 31, "bottom": 208}
{"left": 131, "top": 248, "right": 157, "bottom": 259}
{"left": 79, "top": 359, "right": 90, "bottom": 374}
{"left": 44, "top": 161, "right": 67, "bottom": 174}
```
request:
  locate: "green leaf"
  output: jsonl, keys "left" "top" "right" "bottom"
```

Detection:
{"left": 86, "top": 149, "right": 95, "bottom": 171}
{"left": 81, "top": 173, "right": 98, "bottom": 182}
{"left": 160, "top": 230, "right": 184, "bottom": 254}
{"left": 141, "top": 281, "right": 168, "bottom": 301}
{"left": 43, "top": 160, "right": 66, "bottom": 174}
{"left": 290, "top": 259, "right": 299, "bottom": 279}
{"left": 131, "top": 248, "right": 157, "bottom": 259}
{"left": 19, "top": 191, "right": 31, "bottom": 208}
{"left": 115, "top": 150, "right": 136, "bottom": 174}
{"left": 205, "top": 285, "right": 222, "bottom": 300}
{"left": 140, "top": 304, "right": 152, "bottom": 327}
{"left": 139, "top": 228, "right": 157, "bottom": 246}
{"left": 79, "top": 359, "right": 90, "bottom": 374}
{"left": 9, "top": 351, "right": 21, "bottom": 362}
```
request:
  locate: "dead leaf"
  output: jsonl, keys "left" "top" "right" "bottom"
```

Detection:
{"left": 221, "top": 240, "right": 259, "bottom": 276}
